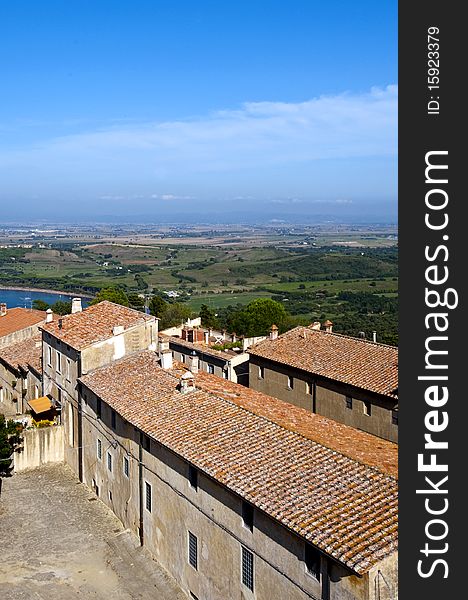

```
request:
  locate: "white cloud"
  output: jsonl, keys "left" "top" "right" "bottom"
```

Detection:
{"left": 0, "top": 85, "right": 397, "bottom": 196}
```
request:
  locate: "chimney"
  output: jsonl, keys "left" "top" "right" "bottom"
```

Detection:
{"left": 112, "top": 325, "right": 125, "bottom": 336}
{"left": 0, "top": 303, "right": 7, "bottom": 317}
{"left": 179, "top": 371, "right": 196, "bottom": 393}
{"left": 187, "top": 351, "right": 199, "bottom": 374}
{"left": 159, "top": 336, "right": 170, "bottom": 352}
{"left": 71, "top": 298, "right": 82, "bottom": 314}
{"left": 323, "top": 320, "right": 333, "bottom": 333}
{"left": 231, "top": 332, "right": 237, "bottom": 343}
{"left": 58, "top": 318, "right": 63, "bottom": 330}
{"left": 45, "top": 308, "right": 53, "bottom": 323}
{"left": 160, "top": 349, "right": 173, "bottom": 369}
{"left": 310, "top": 321, "right": 321, "bottom": 330}
{"left": 372, "top": 331, "right": 377, "bottom": 343}
{"left": 203, "top": 331, "right": 209, "bottom": 345}
{"left": 269, "top": 324, "right": 279, "bottom": 340}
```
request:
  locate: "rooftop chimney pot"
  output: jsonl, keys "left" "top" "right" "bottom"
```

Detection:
{"left": 269, "top": 324, "right": 279, "bottom": 340}
{"left": 45, "top": 308, "right": 53, "bottom": 323}
{"left": 0, "top": 303, "right": 7, "bottom": 317}
{"left": 71, "top": 298, "right": 82, "bottom": 314}
{"left": 160, "top": 348, "right": 173, "bottom": 370}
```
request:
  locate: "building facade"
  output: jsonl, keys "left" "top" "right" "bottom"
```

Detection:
{"left": 248, "top": 325, "right": 398, "bottom": 442}
{"left": 74, "top": 350, "right": 398, "bottom": 600}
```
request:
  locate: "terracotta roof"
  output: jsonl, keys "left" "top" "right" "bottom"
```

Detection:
{"left": 249, "top": 326, "right": 398, "bottom": 399}
{"left": 80, "top": 351, "right": 398, "bottom": 575}
{"left": 0, "top": 334, "right": 42, "bottom": 373}
{"left": 0, "top": 307, "right": 46, "bottom": 338}
{"left": 41, "top": 301, "right": 155, "bottom": 350}
{"left": 162, "top": 333, "right": 242, "bottom": 360}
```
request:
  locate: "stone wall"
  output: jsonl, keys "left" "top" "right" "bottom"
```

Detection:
{"left": 14, "top": 425, "right": 64, "bottom": 472}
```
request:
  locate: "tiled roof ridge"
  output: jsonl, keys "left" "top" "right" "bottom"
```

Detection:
{"left": 252, "top": 325, "right": 398, "bottom": 352}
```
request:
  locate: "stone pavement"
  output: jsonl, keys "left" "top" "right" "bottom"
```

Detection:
{"left": 0, "top": 464, "right": 187, "bottom": 599}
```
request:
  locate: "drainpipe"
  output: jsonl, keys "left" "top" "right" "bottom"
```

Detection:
{"left": 138, "top": 430, "right": 144, "bottom": 546}
{"left": 312, "top": 381, "right": 317, "bottom": 414}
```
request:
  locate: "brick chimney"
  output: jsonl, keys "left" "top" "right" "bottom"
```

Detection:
{"left": 0, "top": 303, "right": 7, "bottom": 317}
{"left": 187, "top": 351, "right": 199, "bottom": 374}
{"left": 71, "top": 298, "right": 82, "bottom": 314}
{"left": 270, "top": 324, "right": 279, "bottom": 340}
{"left": 45, "top": 308, "right": 53, "bottom": 323}
{"left": 323, "top": 320, "right": 333, "bottom": 333}
{"left": 160, "top": 349, "right": 173, "bottom": 369}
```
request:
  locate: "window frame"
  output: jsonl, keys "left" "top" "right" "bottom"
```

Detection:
{"left": 188, "top": 531, "right": 198, "bottom": 570}
{"left": 107, "top": 451, "right": 113, "bottom": 472}
{"left": 345, "top": 396, "right": 353, "bottom": 410}
{"left": 97, "top": 438, "right": 102, "bottom": 460}
{"left": 241, "top": 546, "right": 254, "bottom": 592}
{"left": 123, "top": 456, "right": 129, "bottom": 478}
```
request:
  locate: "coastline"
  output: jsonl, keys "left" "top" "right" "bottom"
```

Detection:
{"left": 0, "top": 285, "right": 92, "bottom": 299}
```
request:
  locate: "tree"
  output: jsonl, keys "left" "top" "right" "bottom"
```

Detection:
{"left": 127, "top": 293, "right": 145, "bottom": 311}
{"left": 199, "top": 304, "right": 219, "bottom": 329}
{"left": 148, "top": 295, "right": 167, "bottom": 318}
{"left": 159, "top": 302, "right": 192, "bottom": 330}
{"left": 228, "top": 298, "right": 289, "bottom": 337}
{"left": 0, "top": 414, "right": 22, "bottom": 481}
{"left": 32, "top": 299, "right": 50, "bottom": 311}
{"left": 90, "top": 286, "right": 129, "bottom": 307}
{"left": 51, "top": 300, "right": 72, "bottom": 315}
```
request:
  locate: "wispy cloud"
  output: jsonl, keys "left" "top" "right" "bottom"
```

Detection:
{"left": 0, "top": 85, "right": 397, "bottom": 208}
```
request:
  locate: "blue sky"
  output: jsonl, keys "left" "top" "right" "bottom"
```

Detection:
{"left": 0, "top": 1, "right": 397, "bottom": 222}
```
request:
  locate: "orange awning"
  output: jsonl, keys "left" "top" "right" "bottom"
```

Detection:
{"left": 28, "top": 396, "right": 53, "bottom": 414}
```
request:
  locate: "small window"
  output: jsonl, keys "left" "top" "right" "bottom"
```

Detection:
{"left": 363, "top": 401, "right": 372, "bottom": 416}
{"left": 223, "top": 369, "right": 228, "bottom": 379}
{"left": 346, "top": 396, "right": 353, "bottom": 410}
{"left": 188, "top": 465, "right": 198, "bottom": 490}
{"left": 145, "top": 481, "right": 152, "bottom": 512}
{"left": 392, "top": 410, "right": 398, "bottom": 425}
{"left": 287, "top": 376, "right": 294, "bottom": 389}
{"left": 108, "top": 490, "right": 113, "bottom": 502}
{"left": 241, "top": 547, "right": 254, "bottom": 592}
{"left": 107, "top": 452, "right": 113, "bottom": 472}
{"left": 258, "top": 366, "right": 264, "bottom": 379}
{"left": 97, "top": 439, "right": 102, "bottom": 460}
{"left": 242, "top": 501, "right": 254, "bottom": 532}
{"left": 188, "top": 531, "right": 198, "bottom": 570}
{"left": 66, "top": 358, "right": 71, "bottom": 381}
{"left": 305, "top": 543, "right": 321, "bottom": 581}
{"left": 123, "top": 456, "right": 129, "bottom": 477}
{"left": 111, "top": 409, "right": 116, "bottom": 430}
{"left": 47, "top": 346, "right": 52, "bottom": 367}
{"left": 208, "top": 364, "right": 214, "bottom": 374}
{"left": 306, "top": 382, "right": 312, "bottom": 395}
{"left": 96, "top": 398, "right": 102, "bottom": 419}
{"left": 56, "top": 351, "right": 62, "bottom": 374}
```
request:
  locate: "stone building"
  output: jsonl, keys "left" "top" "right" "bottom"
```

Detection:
{"left": 0, "top": 334, "right": 42, "bottom": 417}
{"left": 75, "top": 350, "right": 398, "bottom": 600}
{"left": 39, "top": 300, "right": 158, "bottom": 474}
{"left": 162, "top": 333, "right": 249, "bottom": 385}
{"left": 0, "top": 304, "right": 49, "bottom": 348}
{"left": 248, "top": 325, "right": 398, "bottom": 442}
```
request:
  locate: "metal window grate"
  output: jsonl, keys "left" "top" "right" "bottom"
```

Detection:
{"left": 241, "top": 547, "right": 254, "bottom": 591}
{"left": 188, "top": 531, "right": 198, "bottom": 570}
{"left": 145, "top": 482, "right": 152, "bottom": 512}
{"left": 123, "top": 456, "right": 129, "bottom": 477}
{"left": 97, "top": 439, "right": 102, "bottom": 460}
{"left": 107, "top": 452, "right": 112, "bottom": 472}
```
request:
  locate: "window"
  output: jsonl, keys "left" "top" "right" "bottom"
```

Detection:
{"left": 111, "top": 409, "right": 116, "bottom": 430}
{"left": 96, "top": 398, "right": 102, "bottom": 419}
{"left": 188, "top": 465, "right": 198, "bottom": 490}
{"left": 123, "top": 456, "right": 129, "bottom": 478}
{"left": 392, "top": 410, "right": 398, "bottom": 425}
{"left": 287, "top": 376, "right": 294, "bottom": 389}
{"left": 207, "top": 364, "right": 214, "bottom": 374}
{"left": 66, "top": 358, "right": 71, "bottom": 381}
{"left": 258, "top": 366, "right": 264, "bottom": 379}
{"left": 223, "top": 369, "right": 228, "bottom": 379}
{"left": 242, "top": 501, "right": 254, "bottom": 532}
{"left": 67, "top": 402, "right": 74, "bottom": 446}
{"left": 241, "top": 547, "right": 254, "bottom": 592}
{"left": 47, "top": 346, "right": 52, "bottom": 367}
{"left": 306, "top": 382, "right": 312, "bottom": 395}
{"left": 363, "top": 401, "right": 372, "bottom": 416}
{"left": 145, "top": 482, "right": 152, "bottom": 512}
{"left": 107, "top": 452, "right": 113, "bottom": 472}
{"left": 97, "top": 439, "right": 102, "bottom": 460}
{"left": 56, "top": 351, "right": 62, "bottom": 373}
{"left": 188, "top": 531, "right": 198, "bottom": 570}
{"left": 34, "top": 385, "right": 39, "bottom": 399}
{"left": 305, "top": 543, "right": 321, "bottom": 581}
{"left": 346, "top": 396, "right": 353, "bottom": 410}
{"left": 108, "top": 490, "right": 113, "bottom": 501}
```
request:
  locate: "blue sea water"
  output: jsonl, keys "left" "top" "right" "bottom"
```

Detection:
{"left": 0, "top": 288, "right": 89, "bottom": 309}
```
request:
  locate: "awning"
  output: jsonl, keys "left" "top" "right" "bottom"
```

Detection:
{"left": 28, "top": 396, "right": 53, "bottom": 414}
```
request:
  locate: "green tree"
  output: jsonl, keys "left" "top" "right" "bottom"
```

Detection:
{"left": 199, "top": 304, "right": 219, "bottom": 329}
{"left": 228, "top": 298, "right": 289, "bottom": 337}
{"left": 51, "top": 300, "right": 72, "bottom": 315}
{"left": 0, "top": 414, "right": 22, "bottom": 480}
{"left": 159, "top": 302, "right": 192, "bottom": 330}
{"left": 32, "top": 299, "right": 50, "bottom": 311}
{"left": 148, "top": 296, "right": 168, "bottom": 318}
{"left": 128, "top": 293, "right": 145, "bottom": 311}
{"left": 90, "top": 286, "right": 129, "bottom": 307}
